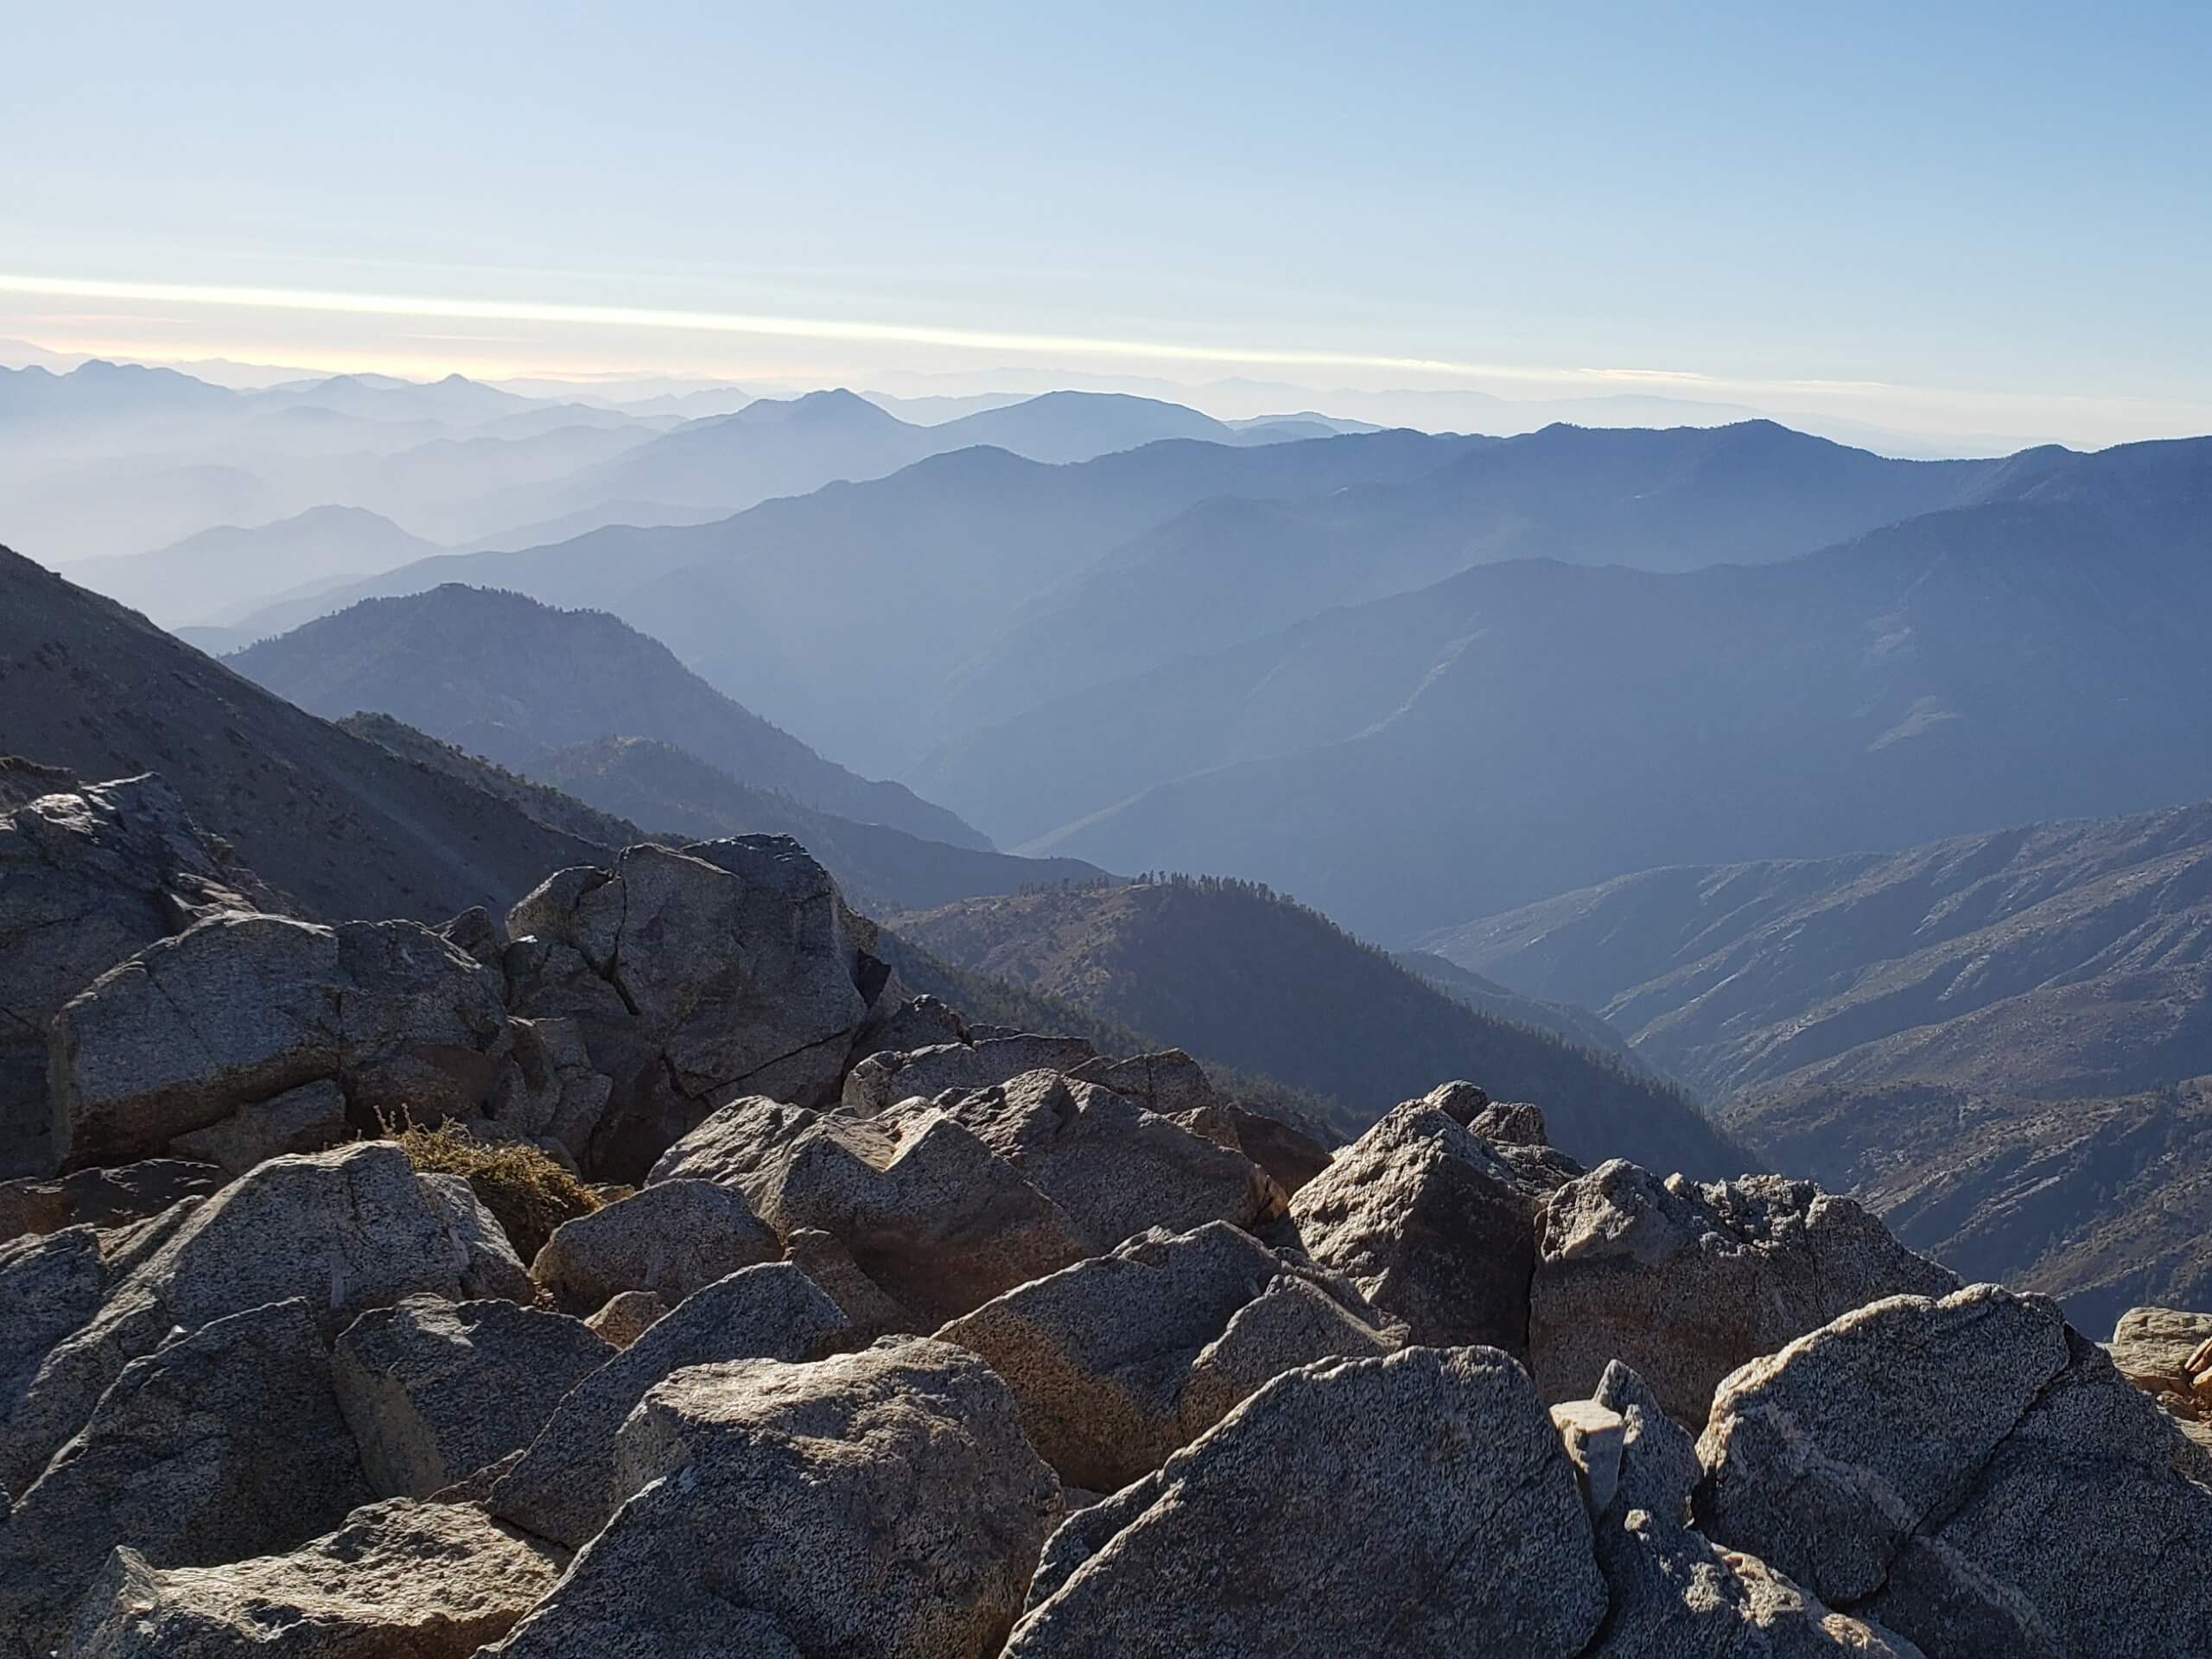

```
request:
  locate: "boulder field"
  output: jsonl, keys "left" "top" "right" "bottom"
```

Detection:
{"left": 1, "top": 775, "right": 2207, "bottom": 1656}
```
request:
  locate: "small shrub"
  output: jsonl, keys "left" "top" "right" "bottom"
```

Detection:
{"left": 391, "top": 1119, "right": 599, "bottom": 1263}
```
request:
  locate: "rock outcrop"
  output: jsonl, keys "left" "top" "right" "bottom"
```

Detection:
{"left": 333, "top": 1294, "right": 613, "bottom": 1497}
{"left": 49, "top": 913, "right": 549, "bottom": 1169}
{"left": 529, "top": 1178, "right": 779, "bottom": 1316}
{"left": 938, "top": 1220, "right": 1396, "bottom": 1490}
{"left": 653, "top": 1096, "right": 1090, "bottom": 1330}
{"left": 890, "top": 1069, "right": 1284, "bottom": 1252}
{"left": 60, "top": 1497, "right": 566, "bottom": 1658}
{"left": 0, "top": 1298, "right": 370, "bottom": 1657}
{"left": 2109, "top": 1303, "right": 2212, "bottom": 1453}
{"left": 0, "top": 1159, "right": 223, "bottom": 1242}
{"left": 488, "top": 1338, "right": 1059, "bottom": 1659}
{"left": 1006, "top": 1345, "right": 1609, "bottom": 1656}
{"left": 0, "top": 776, "right": 276, "bottom": 1179}
{"left": 1696, "top": 1284, "right": 2212, "bottom": 1657}
{"left": 502, "top": 838, "right": 899, "bottom": 1179}
{"left": 842, "top": 1032, "right": 1099, "bottom": 1114}
{"left": 0, "top": 1142, "right": 477, "bottom": 1497}
{"left": 488, "top": 1262, "right": 847, "bottom": 1548}
{"left": 1529, "top": 1161, "right": 1959, "bottom": 1424}
{"left": 1287, "top": 1091, "right": 1573, "bottom": 1354}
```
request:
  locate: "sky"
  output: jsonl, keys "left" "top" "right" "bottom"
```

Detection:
{"left": 5, "top": 1, "right": 2209, "bottom": 445}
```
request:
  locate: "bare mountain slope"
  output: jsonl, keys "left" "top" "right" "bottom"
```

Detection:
{"left": 226, "top": 583, "right": 987, "bottom": 848}
{"left": 892, "top": 874, "right": 1743, "bottom": 1176}
{"left": 1425, "top": 798, "right": 2212, "bottom": 1104}
{"left": 0, "top": 547, "right": 602, "bottom": 922}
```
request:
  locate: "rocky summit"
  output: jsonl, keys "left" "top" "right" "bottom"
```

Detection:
{"left": 0, "top": 773, "right": 2206, "bottom": 1656}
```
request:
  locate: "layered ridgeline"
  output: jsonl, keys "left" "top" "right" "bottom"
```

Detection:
{"left": 891, "top": 875, "right": 1739, "bottom": 1176}
{"left": 1, "top": 768, "right": 2203, "bottom": 1656}
{"left": 0, "top": 547, "right": 601, "bottom": 924}
{"left": 918, "top": 436, "right": 2212, "bottom": 940}
{"left": 343, "top": 715, "right": 1109, "bottom": 918}
{"left": 227, "top": 583, "right": 984, "bottom": 848}
{"left": 1425, "top": 798, "right": 2212, "bottom": 1329}
{"left": 218, "top": 421, "right": 2025, "bottom": 787}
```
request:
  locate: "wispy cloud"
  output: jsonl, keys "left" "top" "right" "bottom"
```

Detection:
{"left": 0, "top": 270, "right": 1726, "bottom": 391}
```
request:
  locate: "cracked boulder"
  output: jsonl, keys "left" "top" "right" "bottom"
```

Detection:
{"left": 60, "top": 1497, "right": 566, "bottom": 1659}
{"left": 1005, "top": 1345, "right": 1606, "bottom": 1657}
{"left": 503, "top": 838, "right": 897, "bottom": 1180}
{"left": 1286, "top": 1094, "right": 1573, "bottom": 1354}
{"left": 488, "top": 1262, "right": 848, "bottom": 1549}
{"left": 656, "top": 1097, "right": 1089, "bottom": 1331}
{"left": 938, "top": 1220, "right": 1397, "bottom": 1491}
{"left": 530, "top": 1178, "right": 779, "bottom": 1317}
{"left": 888, "top": 1070, "right": 1285, "bottom": 1253}
{"left": 1695, "top": 1283, "right": 2212, "bottom": 1658}
{"left": 842, "top": 1032, "right": 1099, "bottom": 1113}
{"left": 0, "top": 1142, "right": 475, "bottom": 1499}
{"left": 1582, "top": 1362, "right": 1928, "bottom": 1657}
{"left": 1529, "top": 1161, "right": 1958, "bottom": 1426}
{"left": 49, "top": 912, "right": 551, "bottom": 1170}
{"left": 0, "top": 775, "right": 276, "bottom": 1179}
{"left": 0, "top": 1297, "right": 370, "bottom": 1659}
{"left": 487, "top": 1338, "right": 1058, "bottom": 1659}
{"left": 333, "top": 1294, "right": 613, "bottom": 1497}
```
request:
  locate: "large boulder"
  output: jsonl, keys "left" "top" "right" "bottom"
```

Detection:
{"left": 0, "top": 776, "right": 274, "bottom": 1179}
{"left": 1696, "top": 1284, "right": 2212, "bottom": 1658}
{"left": 1582, "top": 1362, "right": 1927, "bottom": 1657}
{"left": 487, "top": 1338, "right": 1059, "bottom": 1659}
{"left": 0, "top": 1298, "right": 371, "bottom": 1658}
{"left": 332, "top": 1294, "right": 613, "bottom": 1497}
{"left": 1286, "top": 1094, "right": 1571, "bottom": 1354}
{"left": 1006, "top": 1345, "right": 1607, "bottom": 1657}
{"left": 1529, "top": 1161, "right": 1958, "bottom": 1426}
{"left": 50, "top": 912, "right": 553, "bottom": 1169}
{"left": 842, "top": 1033, "right": 1100, "bottom": 1114}
{"left": 0, "top": 1142, "right": 475, "bottom": 1497}
{"left": 488, "top": 1262, "right": 847, "bottom": 1548}
{"left": 657, "top": 1097, "right": 1088, "bottom": 1330}
{"left": 529, "top": 1178, "right": 779, "bottom": 1317}
{"left": 938, "top": 1221, "right": 1396, "bottom": 1490}
{"left": 890, "top": 1069, "right": 1284, "bottom": 1252}
{"left": 60, "top": 1497, "right": 566, "bottom": 1658}
{"left": 503, "top": 839, "right": 898, "bottom": 1179}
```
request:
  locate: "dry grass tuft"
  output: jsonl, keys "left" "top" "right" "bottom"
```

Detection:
{"left": 391, "top": 1119, "right": 599, "bottom": 1263}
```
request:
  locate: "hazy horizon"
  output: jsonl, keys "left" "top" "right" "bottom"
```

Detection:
{"left": 9, "top": 3, "right": 2211, "bottom": 450}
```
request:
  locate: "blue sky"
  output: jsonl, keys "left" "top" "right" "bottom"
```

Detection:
{"left": 5, "top": 1, "right": 2208, "bottom": 441}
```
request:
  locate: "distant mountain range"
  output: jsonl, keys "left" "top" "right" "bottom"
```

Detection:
{"left": 242, "top": 428, "right": 1476, "bottom": 773}
{"left": 920, "top": 435, "right": 2212, "bottom": 940}
{"left": 890, "top": 874, "right": 1741, "bottom": 1176}
{"left": 65, "top": 505, "right": 444, "bottom": 627}
{"left": 226, "top": 584, "right": 987, "bottom": 848}
{"left": 0, "top": 546, "right": 600, "bottom": 923}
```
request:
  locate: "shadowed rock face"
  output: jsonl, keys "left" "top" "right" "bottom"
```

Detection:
{"left": 1006, "top": 1346, "right": 1609, "bottom": 1657}
{"left": 1696, "top": 1285, "right": 2212, "bottom": 1659}
{"left": 1285, "top": 1096, "right": 1573, "bottom": 1355}
{"left": 1529, "top": 1160, "right": 1958, "bottom": 1425}
{"left": 0, "top": 776, "right": 276, "bottom": 1179}
{"left": 0, "top": 1297, "right": 371, "bottom": 1658}
{"left": 936, "top": 1220, "right": 1397, "bottom": 1491}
